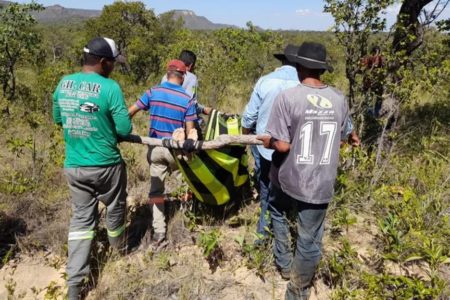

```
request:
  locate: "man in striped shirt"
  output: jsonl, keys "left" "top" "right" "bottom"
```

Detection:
{"left": 129, "top": 59, "right": 196, "bottom": 248}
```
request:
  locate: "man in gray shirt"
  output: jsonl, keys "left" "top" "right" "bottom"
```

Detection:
{"left": 259, "top": 42, "right": 360, "bottom": 299}
{"left": 161, "top": 50, "right": 212, "bottom": 138}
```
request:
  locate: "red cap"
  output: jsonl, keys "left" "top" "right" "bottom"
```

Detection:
{"left": 167, "top": 59, "right": 187, "bottom": 74}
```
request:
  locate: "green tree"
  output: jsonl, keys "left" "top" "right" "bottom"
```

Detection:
{"left": 127, "top": 10, "right": 183, "bottom": 84}
{"left": 85, "top": 1, "right": 183, "bottom": 83}
{"left": 85, "top": 1, "right": 156, "bottom": 53}
{"left": 198, "top": 25, "right": 282, "bottom": 109}
{"left": 437, "top": 18, "right": 450, "bottom": 48}
{"left": 392, "top": 0, "right": 449, "bottom": 58}
{"left": 324, "top": 0, "right": 393, "bottom": 111}
{"left": 324, "top": 0, "right": 450, "bottom": 165}
{"left": 0, "top": 2, "right": 43, "bottom": 101}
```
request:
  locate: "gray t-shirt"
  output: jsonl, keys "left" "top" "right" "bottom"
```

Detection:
{"left": 266, "top": 83, "right": 350, "bottom": 204}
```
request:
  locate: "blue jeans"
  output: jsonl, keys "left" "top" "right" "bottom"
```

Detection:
{"left": 256, "top": 156, "right": 271, "bottom": 238}
{"left": 268, "top": 185, "right": 328, "bottom": 299}
{"left": 251, "top": 145, "right": 261, "bottom": 185}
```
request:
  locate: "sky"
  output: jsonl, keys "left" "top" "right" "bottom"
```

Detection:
{"left": 13, "top": 0, "right": 450, "bottom": 31}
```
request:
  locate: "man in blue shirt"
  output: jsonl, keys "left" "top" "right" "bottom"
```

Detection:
{"left": 241, "top": 45, "right": 300, "bottom": 244}
{"left": 129, "top": 59, "right": 196, "bottom": 248}
{"left": 161, "top": 50, "right": 212, "bottom": 138}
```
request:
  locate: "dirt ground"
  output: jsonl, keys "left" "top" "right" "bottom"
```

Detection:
{"left": 0, "top": 252, "right": 65, "bottom": 299}
{"left": 0, "top": 217, "right": 333, "bottom": 300}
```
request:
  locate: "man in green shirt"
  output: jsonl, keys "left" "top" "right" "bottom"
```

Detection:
{"left": 53, "top": 37, "right": 132, "bottom": 300}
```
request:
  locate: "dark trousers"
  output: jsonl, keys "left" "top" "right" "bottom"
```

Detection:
{"left": 256, "top": 155, "right": 271, "bottom": 237}
{"left": 268, "top": 185, "right": 328, "bottom": 299}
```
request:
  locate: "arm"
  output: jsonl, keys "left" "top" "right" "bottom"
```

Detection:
{"left": 110, "top": 84, "right": 132, "bottom": 137}
{"left": 242, "top": 127, "right": 252, "bottom": 134}
{"left": 348, "top": 131, "right": 360, "bottom": 147}
{"left": 128, "top": 104, "right": 141, "bottom": 118}
{"left": 341, "top": 102, "right": 360, "bottom": 147}
{"left": 241, "top": 83, "right": 262, "bottom": 134}
{"left": 185, "top": 121, "right": 194, "bottom": 134}
{"left": 129, "top": 90, "right": 151, "bottom": 118}
{"left": 52, "top": 82, "right": 62, "bottom": 126}
{"left": 273, "top": 139, "right": 291, "bottom": 152}
{"left": 257, "top": 135, "right": 290, "bottom": 153}
{"left": 197, "top": 103, "right": 212, "bottom": 115}
{"left": 184, "top": 98, "right": 197, "bottom": 133}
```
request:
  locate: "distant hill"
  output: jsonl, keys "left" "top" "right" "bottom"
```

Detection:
{"left": 33, "top": 4, "right": 101, "bottom": 23}
{"left": 0, "top": 1, "right": 100, "bottom": 23}
{"left": 170, "top": 10, "right": 237, "bottom": 30}
{"left": 0, "top": 1, "right": 237, "bottom": 29}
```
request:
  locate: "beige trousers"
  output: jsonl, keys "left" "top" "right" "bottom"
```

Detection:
{"left": 147, "top": 146, "right": 180, "bottom": 235}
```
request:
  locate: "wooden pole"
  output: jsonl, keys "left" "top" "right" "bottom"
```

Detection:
{"left": 121, "top": 134, "right": 264, "bottom": 150}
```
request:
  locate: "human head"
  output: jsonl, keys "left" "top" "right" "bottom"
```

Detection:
{"left": 82, "top": 37, "right": 125, "bottom": 77}
{"left": 179, "top": 50, "right": 197, "bottom": 72}
{"left": 371, "top": 45, "right": 381, "bottom": 55}
{"left": 286, "top": 41, "right": 333, "bottom": 73}
{"left": 274, "top": 44, "right": 300, "bottom": 67}
{"left": 166, "top": 59, "right": 186, "bottom": 85}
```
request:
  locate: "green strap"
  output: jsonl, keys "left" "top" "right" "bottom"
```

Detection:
{"left": 107, "top": 223, "right": 126, "bottom": 238}
{"left": 68, "top": 230, "right": 95, "bottom": 241}
{"left": 207, "top": 150, "right": 248, "bottom": 187}
{"left": 205, "top": 110, "right": 218, "bottom": 140}
{"left": 174, "top": 155, "right": 205, "bottom": 202}
{"left": 188, "top": 155, "right": 230, "bottom": 203}
{"left": 226, "top": 117, "right": 240, "bottom": 136}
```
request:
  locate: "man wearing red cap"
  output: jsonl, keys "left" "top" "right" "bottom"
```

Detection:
{"left": 128, "top": 59, "right": 197, "bottom": 248}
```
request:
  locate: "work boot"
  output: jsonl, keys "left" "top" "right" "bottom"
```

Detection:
{"left": 280, "top": 269, "right": 291, "bottom": 280}
{"left": 275, "top": 264, "right": 291, "bottom": 280}
{"left": 285, "top": 282, "right": 310, "bottom": 300}
{"left": 67, "top": 285, "right": 81, "bottom": 300}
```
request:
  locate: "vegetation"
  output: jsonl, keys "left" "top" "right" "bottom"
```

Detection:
{"left": 0, "top": 1, "right": 449, "bottom": 299}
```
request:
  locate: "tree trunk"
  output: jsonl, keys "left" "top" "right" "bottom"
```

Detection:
{"left": 374, "top": 0, "right": 434, "bottom": 166}
{"left": 392, "top": 0, "right": 433, "bottom": 57}
{"left": 9, "top": 64, "right": 15, "bottom": 101}
{"left": 5, "top": 45, "right": 16, "bottom": 100}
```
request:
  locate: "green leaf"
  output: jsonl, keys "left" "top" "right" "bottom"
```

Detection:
{"left": 404, "top": 256, "right": 423, "bottom": 263}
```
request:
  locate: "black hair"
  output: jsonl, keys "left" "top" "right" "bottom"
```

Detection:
{"left": 371, "top": 46, "right": 381, "bottom": 54}
{"left": 83, "top": 52, "right": 101, "bottom": 66}
{"left": 312, "top": 68, "right": 326, "bottom": 77}
{"left": 297, "top": 64, "right": 325, "bottom": 77}
{"left": 281, "top": 57, "right": 296, "bottom": 67}
{"left": 179, "top": 50, "right": 197, "bottom": 67}
{"left": 82, "top": 52, "right": 115, "bottom": 66}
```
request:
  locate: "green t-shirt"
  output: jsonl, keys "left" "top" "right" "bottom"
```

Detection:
{"left": 53, "top": 72, "right": 132, "bottom": 167}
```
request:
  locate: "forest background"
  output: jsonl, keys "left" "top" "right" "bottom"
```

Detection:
{"left": 0, "top": 0, "right": 449, "bottom": 299}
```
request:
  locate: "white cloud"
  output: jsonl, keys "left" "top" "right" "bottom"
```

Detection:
{"left": 295, "top": 8, "right": 328, "bottom": 17}
{"left": 296, "top": 9, "right": 312, "bottom": 16}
